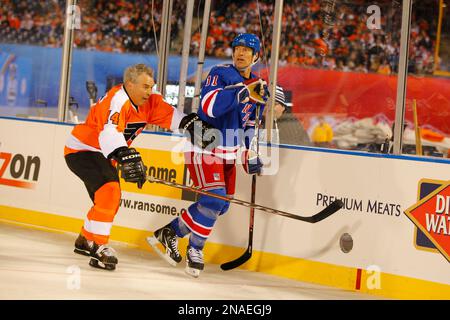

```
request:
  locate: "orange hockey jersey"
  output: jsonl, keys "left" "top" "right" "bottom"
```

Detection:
{"left": 64, "top": 85, "right": 184, "bottom": 158}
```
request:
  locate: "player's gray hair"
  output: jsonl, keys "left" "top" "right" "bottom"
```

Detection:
{"left": 123, "top": 64, "right": 154, "bottom": 83}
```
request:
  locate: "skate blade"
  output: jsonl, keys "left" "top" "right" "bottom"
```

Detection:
{"left": 146, "top": 236, "right": 177, "bottom": 267}
{"left": 185, "top": 266, "right": 201, "bottom": 278}
{"left": 89, "top": 258, "right": 116, "bottom": 271}
{"left": 74, "top": 248, "right": 91, "bottom": 256}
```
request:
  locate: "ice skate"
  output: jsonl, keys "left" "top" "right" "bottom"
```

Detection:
{"left": 73, "top": 233, "right": 93, "bottom": 256}
{"left": 89, "top": 243, "right": 118, "bottom": 271}
{"left": 146, "top": 224, "right": 182, "bottom": 267}
{"left": 185, "top": 245, "right": 204, "bottom": 278}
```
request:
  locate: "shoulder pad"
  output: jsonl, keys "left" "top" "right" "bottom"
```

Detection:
{"left": 209, "top": 64, "right": 238, "bottom": 78}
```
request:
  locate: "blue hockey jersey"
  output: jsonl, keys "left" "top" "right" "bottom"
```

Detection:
{"left": 197, "top": 64, "right": 264, "bottom": 159}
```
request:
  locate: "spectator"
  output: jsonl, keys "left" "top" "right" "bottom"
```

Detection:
{"left": 377, "top": 58, "right": 392, "bottom": 75}
{"left": 311, "top": 116, "right": 334, "bottom": 147}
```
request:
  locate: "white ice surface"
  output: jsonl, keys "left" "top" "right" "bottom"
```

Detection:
{"left": 0, "top": 220, "right": 379, "bottom": 300}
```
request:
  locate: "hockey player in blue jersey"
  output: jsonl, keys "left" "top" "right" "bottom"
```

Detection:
{"left": 148, "top": 33, "right": 269, "bottom": 277}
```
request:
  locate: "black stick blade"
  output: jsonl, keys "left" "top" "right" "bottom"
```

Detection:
{"left": 220, "top": 250, "right": 252, "bottom": 271}
{"left": 308, "top": 199, "right": 344, "bottom": 223}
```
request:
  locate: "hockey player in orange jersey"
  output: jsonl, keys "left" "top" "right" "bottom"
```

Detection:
{"left": 64, "top": 64, "right": 214, "bottom": 270}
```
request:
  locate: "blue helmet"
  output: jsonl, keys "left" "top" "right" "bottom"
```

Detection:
{"left": 231, "top": 33, "right": 261, "bottom": 55}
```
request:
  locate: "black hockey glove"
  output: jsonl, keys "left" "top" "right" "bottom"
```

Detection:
{"left": 179, "top": 113, "right": 217, "bottom": 149}
{"left": 110, "top": 147, "right": 147, "bottom": 188}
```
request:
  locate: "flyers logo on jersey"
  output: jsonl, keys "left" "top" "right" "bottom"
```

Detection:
{"left": 404, "top": 179, "right": 450, "bottom": 263}
{"left": 0, "top": 152, "right": 40, "bottom": 189}
{"left": 124, "top": 122, "right": 146, "bottom": 143}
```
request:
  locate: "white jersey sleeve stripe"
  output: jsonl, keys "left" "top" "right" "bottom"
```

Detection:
{"left": 99, "top": 126, "right": 127, "bottom": 158}
{"left": 170, "top": 107, "right": 185, "bottom": 131}
{"left": 108, "top": 88, "right": 129, "bottom": 121}
{"left": 201, "top": 89, "right": 221, "bottom": 118}
{"left": 98, "top": 88, "right": 128, "bottom": 158}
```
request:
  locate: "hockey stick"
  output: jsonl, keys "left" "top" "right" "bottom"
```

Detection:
{"left": 412, "top": 99, "right": 422, "bottom": 156}
{"left": 221, "top": 103, "right": 261, "bottom": 271}
{"left": 320, "top": 0, "right": 336, "bottom": 41}
{"left": 317, "top": 0, "right": 337, "bottom": 56}
{"left": 145, "top": 176, "right": 343, "bottom": 223}
{"left": 321, "top": 0, "right": 337, "bottom": 41}
{"left": 220, "top": 174, "right": 256, "bottom": 271}
{"left": 221, "top": 0, "right": 282, "bottom": 271}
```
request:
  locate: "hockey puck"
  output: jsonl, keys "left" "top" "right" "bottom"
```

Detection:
{"left": 339, "top": 233, "right": 353, "bottom": 253}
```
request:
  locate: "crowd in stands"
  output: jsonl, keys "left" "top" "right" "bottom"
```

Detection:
{"left": 202, "top": 0, "right": 437, "bottom": 75}
{"left": 0, "top": 0, "right": 66, "bottom": 48}
{"left": 0, "top": 0, "right": 183, "bottom": 53}
{"left": 0, "top": 0, "right": 438, "bottom": 75}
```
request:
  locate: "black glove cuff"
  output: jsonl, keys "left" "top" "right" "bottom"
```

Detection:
{"left": 179, "top": 113, "right": 199, "bottom": 131}
{"left": 107, "top": 146, "right": 129, "bottom": 160}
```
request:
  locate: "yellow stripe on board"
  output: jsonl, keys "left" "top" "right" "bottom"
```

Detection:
{"left": 358, "top": 269, "right": 450, "bottom": 300}
{"left": 0, "top": 205, "right": 449, "bottom": 300}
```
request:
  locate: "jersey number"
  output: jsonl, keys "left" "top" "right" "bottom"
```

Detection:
{"left": 205, "top": 75, "right": 218, "bottom": 86}
{"left": 107, "top": 111, "right": 120, "bottom": 125}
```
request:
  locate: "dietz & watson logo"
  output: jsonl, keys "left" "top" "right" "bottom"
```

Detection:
{"left": 0, "top": 152, "right": 40, "bottom": 189}
{"left": 404, "top": 179, "right": 450, "bottom": 263}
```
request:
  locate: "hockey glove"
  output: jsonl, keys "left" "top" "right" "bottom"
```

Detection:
{"left": 242, "top": 149, "right": 263, "bottom": 175}
{"left": 179, "top": 113, "right": 218, "bottom": 149}
{"left": 237, "top": 78, "right": 269, "bottom": 105}
{"left": 110, "top": 147, "right": 147, "bottom": 188}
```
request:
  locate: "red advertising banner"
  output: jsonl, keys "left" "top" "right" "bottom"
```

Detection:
{"left": 264, "top": 67, "right": 450, "bottom": 135}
